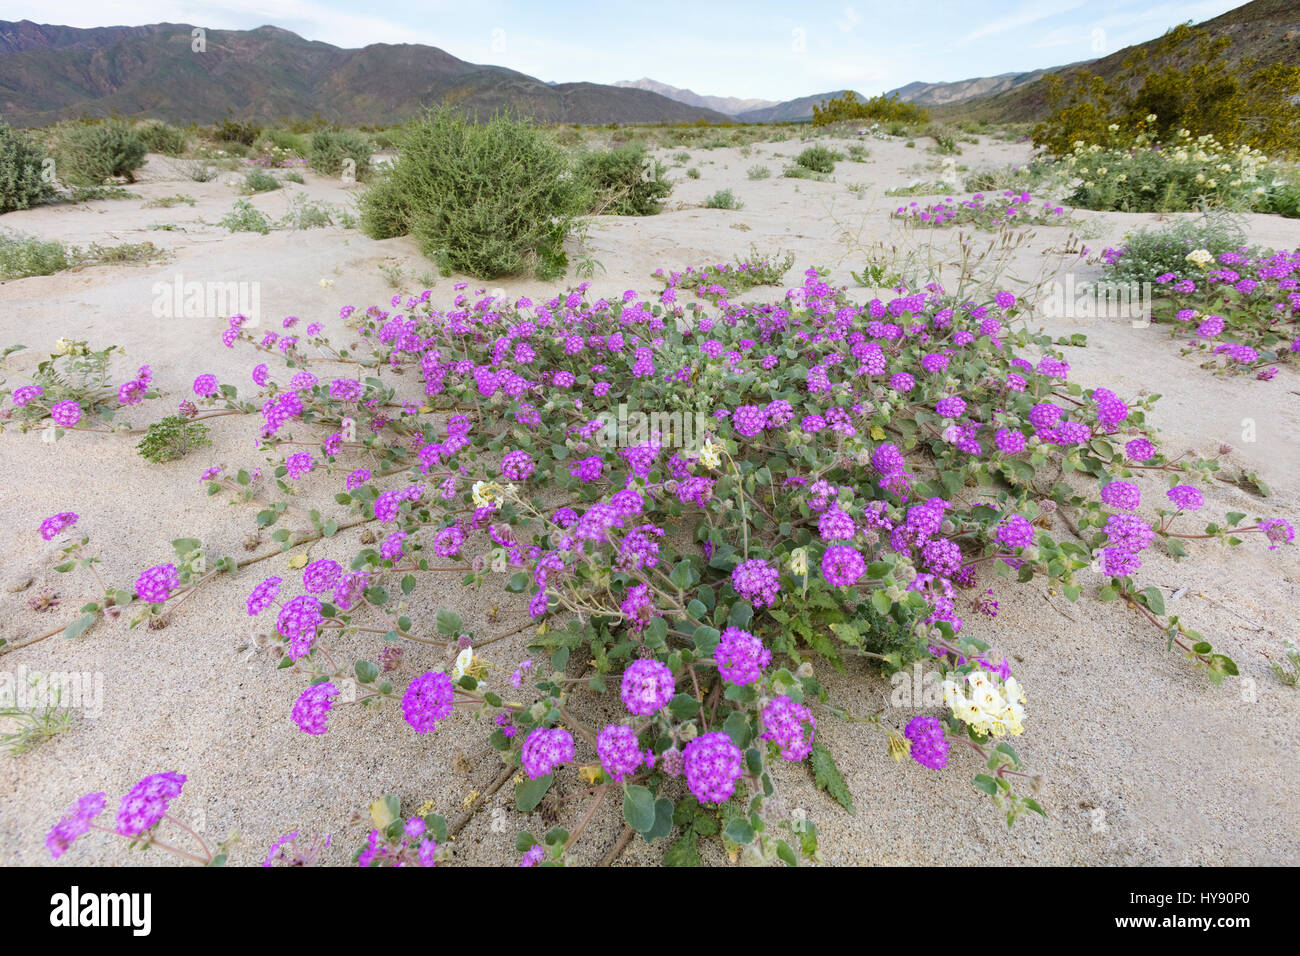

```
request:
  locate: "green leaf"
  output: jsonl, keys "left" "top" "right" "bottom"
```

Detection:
{"left": 727, "top": 601, "right": 754, "bottom": 629}
{"left": 776, "top": 839, "right": 798, "bottom": 866}
{"left": 723, "top": 819, "right": 755, "bottom": 844}
{"left": 622, "top": 785, "right": 656, "bottom": 834}
{"left": 668, "top": 693, "right": 700, "bottom": 719}
{"left": 515, "top": 774, "right": 553, "bottom": 812}
{"left": 811, "top": 741, "right": 854, "bottom": 814}
{"left": 436, "top": 609, "right": 463, "bottom": 636}
{"left": 1142, "top": 586, "right": 1166, "bottom": 616}
{"left": 63, "top": 612, "right": 97, "bottom": 641}
{"left": 664, "top": 829, "right": 700, "bottom": 867}
{"left": 871, "top": 590, "right": 893, "bottom": 616}
{"left": 722, "top": 710, "right": 752, "bottom": 748}
{"left": 354, "top": 660, "right": 379, "bottom": 684}
{"left": 972, "top": 774, "right": 998, "bottom": 796}
{"left": 645, "top": 797, "right": 675, "bottom": 842}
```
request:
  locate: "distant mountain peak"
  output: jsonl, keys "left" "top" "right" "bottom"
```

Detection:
{"left": 613, "top": 77, "right": 777, "bottom": 116}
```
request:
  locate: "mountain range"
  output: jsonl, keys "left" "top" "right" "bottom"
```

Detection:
{"left": 0, "top": 20, "right": 730, "bottom": 127}
{"left": 0, "top": 1, "right": 1294, "bottom": 129}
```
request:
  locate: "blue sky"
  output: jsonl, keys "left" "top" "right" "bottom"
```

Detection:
{"left": 13, "top": 0, "right": 1247, "bottom": 101}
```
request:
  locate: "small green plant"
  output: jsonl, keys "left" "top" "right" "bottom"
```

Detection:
{"left": 307, "top": 130, "right": 373, "bottom": 180}
{"left": 703, "top": 188, "right": 743, "bottom": 210}
{"left": 284, "top": 170, "right": 305, "bottom": 185}
{"left": 136, "top": 416, "right": 212, "bottom": 463}
{"left": 0, "top": 235, "right": 75, "bottom": 279}
{"left": 278, "top": 196, "right": 339, "bottom": 230}
{"left": 1271, "top": 640, "right": 1300, "bottom": 687}
{"left": 135, "top": 121, "right": 190, "bottom": 157}
{"left": 686, "top": 167, "right": 700, "bottom": 179}
{"left": 143, "top": 194, "right": 196, "bottom": 208}
{"left": 219, "top": 200, "right": 273, "bottom": 234}
{"left": 0, "top": 706, "right": 75, "bottom": 755}
{"left": 747, "top": 165, "right": 770, "bottom": 180}
{"left": 0, "top": 123, "right": 56, "bottom": 213}
{"left": 54, "top": 120, "right": 147, "bottom": 186}
{"left": 215, "top": 117, "right": 261, "bottom": 147}
{"left": 241, "top": 169, "right": 281, "bottom": 194}
{"left": 180, "top": 161, "right": 219, "bottom": 183}
{"left": 795, "top": 145, "right": 841, "bottom": 174}
{"left": 83, "top": 242, "right": 165, "bottom": 266}
{"left": 577, "top": 145, "right": 672, "bottom": 216}
{"left": 846, "top": 144, "right": 870, "bottom": 162}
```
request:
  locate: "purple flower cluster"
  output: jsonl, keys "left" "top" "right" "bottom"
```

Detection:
{"left": 620, "top": 658, "right": 675, "bottom": 715}
{"left": 291, "top": 681, "right": 340, "bottom": 735}
{"left": 401, "top": 671, "right": 455, "bottom": 733}
{"left": 715, "top": 627, "right": 771, "bottom": 685}
{"left": 904, "top": 715, "right": 949, "bottom": 769}
{"left": 760, "top": 696, "right": 816, "bottom": 761}
{"left": 682, "top": 731, "right": 743, "bottom": 803}
{"left": 521, "top": 727, "right": 575, "bottom": 779}
{"left": 596, "top": 724, "right": 643, "bottom": 782}
{"left": 731, "top": 558, "right": 781, "bottom": 608}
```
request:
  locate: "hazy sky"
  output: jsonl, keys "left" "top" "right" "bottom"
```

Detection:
{"left": 8, "top": 0, "right": 1247, "bottom": 101}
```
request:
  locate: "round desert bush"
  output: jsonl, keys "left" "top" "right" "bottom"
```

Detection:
{"left": 360, "top": 108, "right": 590, "bottom": 279}
{"left": 577, "top": 145, "right": 671, "bottom": 216}
{"left": 135, "top": 121, "right": 190, "bottom": 157}
{"left": 1099, "top": 215, "right": 1247, "bottom": 287}
{"left": 795, "top": 145, "right": 840, "bottom": 174}
{"left": 214, "top": 117, "right": 261, "bottom": 147}
{"left": 307, "top": 130, "right": 373, "bottom": 179}
{"left": 0, "top": 123, "right": 56, "bottom": 213}
{"left": 54, "top": 120, "right": 147, "bottom": 186}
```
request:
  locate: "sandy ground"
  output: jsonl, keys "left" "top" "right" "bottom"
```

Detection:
{"left": 0, "top": 134, "right": 1297, "bottom": 867}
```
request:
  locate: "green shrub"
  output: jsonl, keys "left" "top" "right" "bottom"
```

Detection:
{"left": 0, "top": 124, "right": 56, "bottom": 213}
{"left": 219, "top": 200, "right": 272, "bottom": 234}
{"left": 1054, "top": 128, "right": 1274, "bottom": 213}
{"left": 846, "top": 144, "right": 869, "bottom": 162}
{"left": 54, "top": 121, "right": 147, "bottom": 186}
{"left": 136, "top": 121, "right": 189, "bottom": 156}
{"left": 307, "top": 130, "right": 373, "bottom": 180}
{"left": 812, "top": 91, "right": 928, "bottom": 126}
{"left": 215, "top": 117, "right": 261, "bottom": 147}
{"left": 703, "top": 188, "right": 743, "bottom": 210}
{"left": 795, "top": 145, "right": 841, "bottom": 174}
{"left": 686, "top": 167, "right": 700, "bottom": 179}
{"left": 180, "top": 161, "right": 219, "bottom": 182}
{"left": 747, "top": 165, "right": 771, "bottom": 180}
{"left": 283, "top": 170, "right": 305, "bottom": 185}
{"left": 1100, "top": 216, "right": 1247, "bottom": 288}
{"left": 136, "top": 416, "right": 211, "bottom": 463}
{"left": 577, "top": 145, "right": 672, "bottom": 215}
{"left": 1034, "top": 24, "right": 1300, "bottom": 158}
{"left": 0, "top": 235, "right": 74, "bottom": 279}
{"left": 359, "top": 108, "right": 589, "bottom": 279}
{"left": 241, "top": 169, "right": 281, "bottom": 194}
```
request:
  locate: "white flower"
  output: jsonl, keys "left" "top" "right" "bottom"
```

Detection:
{"left": 698, "top": 437, "right": 721, "bottom": 470}
{"left": 451, "top": 647, "right": 474, "bottom": 680}
{"left": 1185, "top": 248, "right": 1214, "bottom": 269}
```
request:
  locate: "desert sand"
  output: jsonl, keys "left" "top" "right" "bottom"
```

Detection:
{"left": 1, "top": 131, "right": 1297, "bottom": 866}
